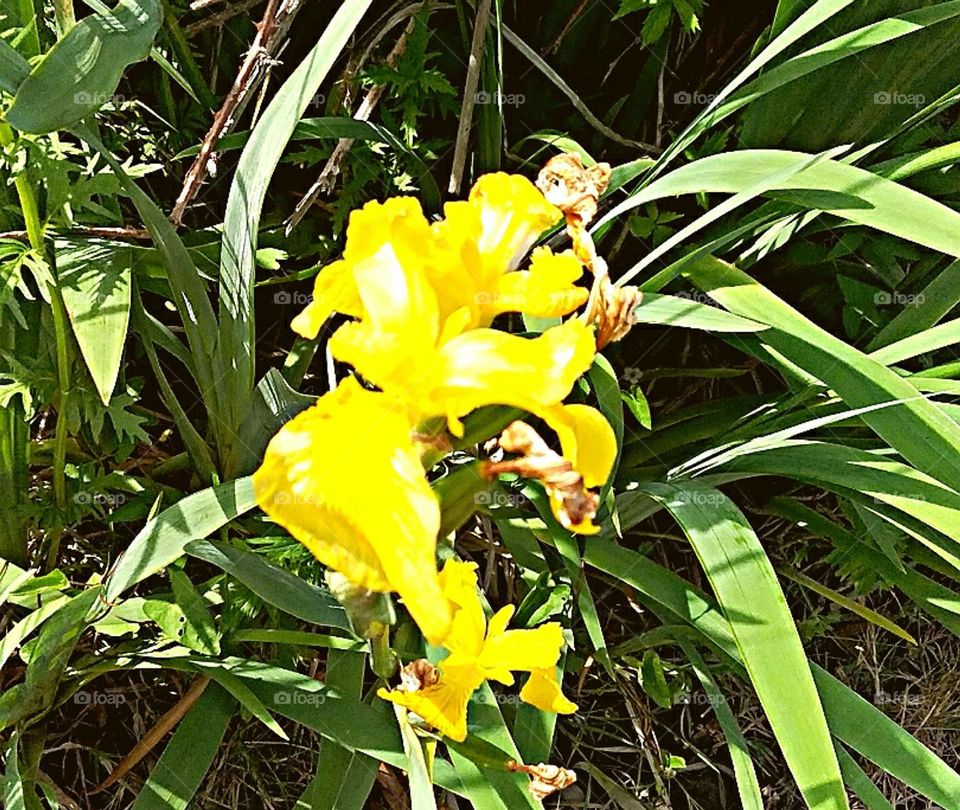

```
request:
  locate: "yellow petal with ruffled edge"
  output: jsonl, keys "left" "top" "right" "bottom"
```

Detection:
{"left": 252, "top": 378, "right": 451, "bottom": 645}
{"left": 290, "top": 259, "right": 363, "bottom": 339}
{"left": 543, "top": 403, "right": 617, "bottom": 489}
{"left": 519, "top": 668, "right": 578, "bottom": 714}
{"left": 437, "top": 559, "right": 487, "bottom": 658}
{"left": 480, "top": 621, "right": 566, "bottom": 684}
{"left": 291, "top": 196, "right": 433, "bottom": 339}
{"left": 466, "top": 173, "right": 563, "bottom": 273}
{"left": 486, "top": 247, "right": 587, "bottom": 321}
{"left": 432, "top": 173, "right": 563, "bottom": 323}
{"left": 430, "top": 318, "right": 597, "bottom": 433}
{"left": 328, "top": 241, "right": 441, "bottom": 397}
{"left": 378, "top": 663, "right": 484, "bottom": 742}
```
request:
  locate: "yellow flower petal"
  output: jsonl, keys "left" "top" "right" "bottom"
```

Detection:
{"left": 543, "top": 404, "right": 617, "bottom": 489}
{"left": 487, "top": 247, "right": 587, "bottom": 320}
{"left": 430, "top": 318, "right": 597, "bottom": 426}
{"left": 438, "top": 559, "right": 487, "bottom": 657}
{"left": 291, "top": 195, "right": 433, "bottom": 336}
{"left": 520, "top": 667, "right": 578, "bottom": 714}
{"left": 252, "top": 378, "right": 451, "bottom": 644}
{"left": 479, "top": 621, "right": 565, "bottom": 679}
{"left": 328, "top": 247, "right": 440, "bottom": 395}
{"left": 431, "top": 174, "right": 563, "bottom": 324}
{"left": 378, "top": 663, "right": 484, "bottom": 742}
{"left": 290, "top": 259, "right": 363, "bottom": 339}
{"left": 465, "top": 173, "right": 562, "bottom": 272}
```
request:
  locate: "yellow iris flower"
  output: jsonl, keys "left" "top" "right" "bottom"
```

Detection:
{"left": 378, "top": 560, "right": 577, "bottom": 741}
{"left": 291, "top": 173, "right": 588, "bottom": 339}
{"left": 252, "top": 378, "right": 452, "bottom": 645}
{"left": 254, "top": 171, "right": 617, "bottom": 650}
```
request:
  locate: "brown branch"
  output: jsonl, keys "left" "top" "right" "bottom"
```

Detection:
{"left": 184, "top": 0, "right": 264, "bottom": 36}
{"left": 0, "top": 226, "right": 151, "bottom": 242}
{"left": 283, "top": 11, "right": 420, "bottom": 234}
{"left": 171, "top": 0, "right": 305, "bottom": 225}
{"left": 91, "top": 677, "right": 211, "bottom": 794}
{"left": 447, "top": 0, "right": 493, "bottom": 195}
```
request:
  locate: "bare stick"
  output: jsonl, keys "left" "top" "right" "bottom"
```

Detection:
{"left": 171, "top": 0, "right": 305, "bottom": 225}
{"left": 447, "top": 0, "right": 493, "bottom": 196}
{"left": 284, "top": 13, "right": 418, "bottom": 234}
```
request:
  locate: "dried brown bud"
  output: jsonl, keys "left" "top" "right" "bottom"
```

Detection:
{"left": 537, "top": 154, "right": 639, "bottom": 347}
{"left": 507, "top": 761, "right": 577, "bottom": 800}
{"left": 537, "top": 153, "right": 611, "bottom": 227}
{"left": 596, "top": 283, "right": 643, "bottom": 348}
{"left": 398, "top": 659, "right": 441, "bottom": 692}
{"left": 483, "top": 421, "right": 599, "bottom": 531}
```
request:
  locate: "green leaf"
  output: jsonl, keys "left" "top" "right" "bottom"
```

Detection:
{"left": 777, "top": 567, "right": 916, "bottom": 645}
{"left": 679, "top": 641, "right": 763, "bottom": 810}
{"left": 583, "top": 536, "right": 960, "bottom": 806}
{"left": 767, "top": 497, "right": 960, "bottom": 638}
{"left": 0, "top": 587, "right": 101, "bottom": 732}
{"left": 7, "top": 0, "right": 162, "bottom": 133}
{"left": 56, "top": 239, "right": 132, "bottom": 405}
{"left": 130, "top": 682, "right": 234, "bottom": 810}
{"left": 836, "top": 748, "right": 894, "bottom": 810}
{"left": 638, "top": 650, "right": 673, "bottom": 709}
{"left": 305, "top": 649, "right": 378, "bottom": 810}
{"left": 602, "top": 152, "right": 960, "bottom": 263}
{"left": 184, "top": 539, "right": 351, "bottom": 632}
{"left": 0, "top": 39, "right": 29, "bottom": 95}
{"left": 105, "top": 477, "right": 256, "bottom": 601}
{"left": 168, "top": 568, "right": 221, "bottom": 655}
{"left": 1, "top": 733, "right": 25, "bottom": 810}
{"left": 394, "top": 706, "right": 438, "bottom": 810}
{"left": 642, "top": 483, "right": 848, "bottom": 809}
{"left": 687, "top": 255, "right": 960, "bottom": 496}
{"left": 0, "top": 595, "right": 69, "bottom": 672}
{"left": 233, "top": 368, "right": 315, "bottom": 475}
{"left": 631, "top": 293, "right": 769, "bottom": 332}
{"left": 215, "top": 0, "right": 373, "bottom": 474}
{"left": 75, "top": 126, "right": 221, "bottom": 423}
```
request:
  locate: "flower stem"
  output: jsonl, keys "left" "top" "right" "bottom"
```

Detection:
{"left": 0, "top": 122, "right": 72, "bottom": 569}
{"left": 53, "top": 0, "right": 76, "bottom": 33}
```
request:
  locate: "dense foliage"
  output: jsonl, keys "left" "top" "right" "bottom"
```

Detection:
{"left": 3, "top": 0, "right": 960, "bottom": 807}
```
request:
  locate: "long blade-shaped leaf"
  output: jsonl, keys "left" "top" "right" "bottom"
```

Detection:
{"left": 582, "top": 536, "right": 960, "bottom": 806}
{"left": 215, "top": 0, "right": 373, "bottom": 472}
{"left": 643, "top": 482, "right": 847, "bottom": 809}
{"left": 686, "top": 255, "right": 960, "bottom": 495}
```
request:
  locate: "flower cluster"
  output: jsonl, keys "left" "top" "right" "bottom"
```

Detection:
{"left": 253, "top": 172, "right": 616, "bottom": 737}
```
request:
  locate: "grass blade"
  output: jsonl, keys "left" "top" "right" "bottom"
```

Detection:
{"left": 643, "top": 482, "right": 848, "bottom": 809}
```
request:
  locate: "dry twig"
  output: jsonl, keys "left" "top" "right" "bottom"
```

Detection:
{"left": 172, "top": 0, "right": 305, "bottom": 224}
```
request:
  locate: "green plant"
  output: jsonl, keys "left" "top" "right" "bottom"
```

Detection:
{"left": 4, "top": 0, "right": 960, "bottom": 807}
